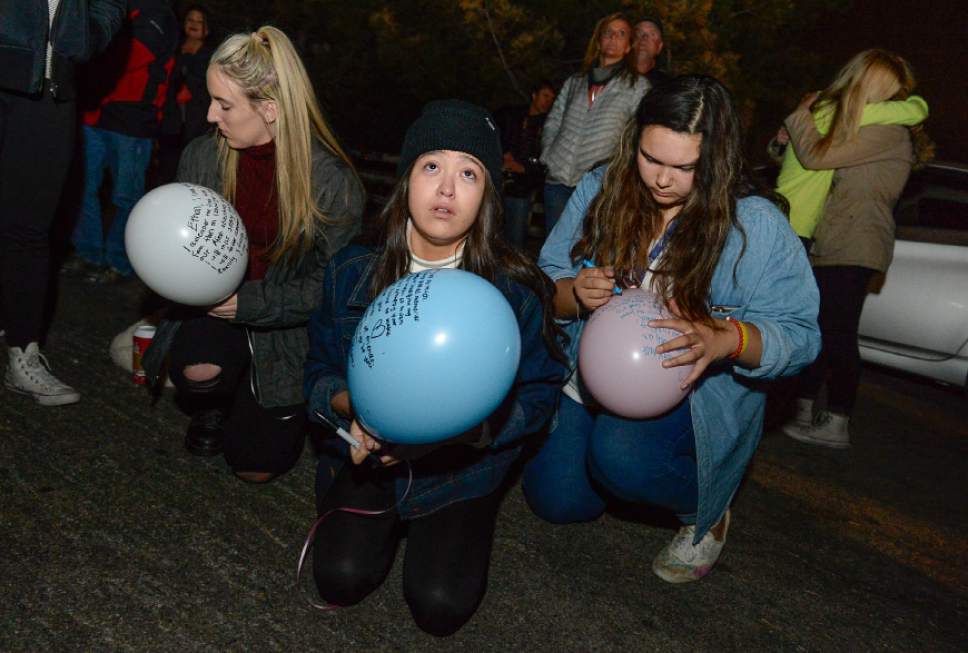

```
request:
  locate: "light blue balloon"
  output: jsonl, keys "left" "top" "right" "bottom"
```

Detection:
{"left": 347, "top": 268, "right": 522, "bottom": 445}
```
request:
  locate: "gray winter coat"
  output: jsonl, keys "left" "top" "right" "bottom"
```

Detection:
{"left": 540, "top": 72, "right": 649, "bottom": 187}
{"left": 143, "top": 135, "right": 365, "bottom": 407}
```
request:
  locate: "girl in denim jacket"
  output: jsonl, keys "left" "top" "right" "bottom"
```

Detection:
{"left": 525, "top": 76, "right": 821, "bottom": 584}
{"left": 304, "top": 100, "right": 566, "bottom": 636}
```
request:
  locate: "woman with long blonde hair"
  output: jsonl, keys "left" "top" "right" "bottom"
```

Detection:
{"left": 143, "top": 26, "right": 364, "bottom": 480}
{"left": 780, "top": 49, "right": 931, "bottom": 449}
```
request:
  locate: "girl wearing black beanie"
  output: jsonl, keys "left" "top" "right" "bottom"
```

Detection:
{"left": 303, "top": 100, "right": 566, "bottom": 636}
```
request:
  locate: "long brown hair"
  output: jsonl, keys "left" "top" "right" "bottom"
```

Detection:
{"left": 574, "top": 75, "right": 766, "bottom": 325}
{"left": 370, "top": 165, "right": 567, "bottom": 364}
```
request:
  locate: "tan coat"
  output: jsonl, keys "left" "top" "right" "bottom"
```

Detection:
{"left": 785, "top": 108, "right": 914, "bottom": 272}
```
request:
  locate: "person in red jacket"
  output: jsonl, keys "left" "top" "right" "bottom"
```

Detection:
{"left": 64, "top": 0, "right": 177, "bottom": 284}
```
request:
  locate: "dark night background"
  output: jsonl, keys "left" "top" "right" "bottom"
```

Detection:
{"left": 177, "top": 0, "right": 965, "bottom": 164}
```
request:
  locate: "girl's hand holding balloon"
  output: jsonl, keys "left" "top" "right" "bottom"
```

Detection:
{"left": 650, "top": 315, "right": 738, "bottom": 389}
{"left": 574, "top": 265, "right": 617, "bottom": 312}
{"left": 208, "top": 293, "right": 239, "bottom": 319}
{"left": 349, "top": 419, "right": 400, "bottom": 467}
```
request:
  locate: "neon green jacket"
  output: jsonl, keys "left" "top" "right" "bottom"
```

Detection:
{"left": 776, "top": 95, "right": 928, "bottom": 238}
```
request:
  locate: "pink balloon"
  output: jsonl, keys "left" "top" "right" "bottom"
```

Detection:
{"left": 578, "top": 289, "right": 694, "bottom": 418}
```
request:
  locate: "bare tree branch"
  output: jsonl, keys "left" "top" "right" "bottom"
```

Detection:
{"left": 481, "top": 0, "right": 528, "bottom": 101}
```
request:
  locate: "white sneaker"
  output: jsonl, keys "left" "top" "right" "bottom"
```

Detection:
{"left": 5, "top": 343, "right": 81, "bottom": 406}
{"left": 652, "top": 510, "right": 730, "bottom": 583}
{"left": 783, "top": 410, "right": 850, "bottom": 449}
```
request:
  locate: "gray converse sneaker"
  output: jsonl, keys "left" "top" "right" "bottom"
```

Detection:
{"left": 4, "top": 343, "right": 81, "bottom": 406}
{"left": 652, "top": 510, "right": 730, "bottom": 584}
{"left": 783, "top": 409, "right": 850, "bottom": 449}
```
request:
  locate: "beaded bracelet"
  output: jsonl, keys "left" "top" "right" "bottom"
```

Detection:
{"left": 725, "top": 316, "right": 748, "bottom": 360}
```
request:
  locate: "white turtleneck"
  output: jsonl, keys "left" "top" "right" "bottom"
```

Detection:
{"left": 406, "top": 219, "right": 466, "bottom": 273}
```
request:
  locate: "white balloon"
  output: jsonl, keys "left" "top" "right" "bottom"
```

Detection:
{"left": 125, "top": 183, "right": 248, "bottom": 306}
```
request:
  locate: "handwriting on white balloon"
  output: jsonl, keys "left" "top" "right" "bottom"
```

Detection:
{"left": 182, "top": 185, "right": 248, "bottom": 274}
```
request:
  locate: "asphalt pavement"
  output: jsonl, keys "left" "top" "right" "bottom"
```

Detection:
{"left": 1, "top": 273, "right": 965, "bottom": 652}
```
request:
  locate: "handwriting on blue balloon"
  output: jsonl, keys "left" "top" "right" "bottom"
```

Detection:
{"left": 353, "top": 270, "right": 438, "bottom": 369}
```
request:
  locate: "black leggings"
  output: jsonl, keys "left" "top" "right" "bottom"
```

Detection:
{"left": 0, "top": 88, "right": 76, "bottom": 348}
{"left": 313, "top": 464, "right": 502, "bottom": 637}
{"left": 800, "top": 265, "right": 876, "bottom": 415}
{"left": 169, "top": 316, "right": 305, "bottom": 475}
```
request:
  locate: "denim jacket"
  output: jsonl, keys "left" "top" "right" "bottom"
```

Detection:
{"left": 539, "top": 166, "right": 821, "bottom": 538}
{"left": 305, "top": 245, "right": 566, "bottom": 519}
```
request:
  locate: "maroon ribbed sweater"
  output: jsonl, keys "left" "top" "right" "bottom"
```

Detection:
{"left": 235, "top": 141, "right": 279, "bottom": 281}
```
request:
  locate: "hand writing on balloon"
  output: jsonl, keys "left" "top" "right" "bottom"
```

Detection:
{"left": 349, "top": 419, "right": 400, "bottom": 467}
{"left": 649, "top": 311, "right": 735, "bottom": 390}
{"left": 208, "top": 293, "right": 238, "bottom": 319}
{"left": 573, "top": 265, "right": 619, "bottom": 312}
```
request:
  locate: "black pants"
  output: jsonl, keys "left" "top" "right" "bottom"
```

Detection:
{"left": 0, "top": 88, "right": 76, "bottom": 348}
{"left": 800, "top": 265, "right": 876, "bottom": 415}
{"left": 153, "top": 132, "right": 182, "bottom": 188}
{"left": 169, "top": 316, "right": 306, "bottom": 475}
{"left": 313, "top": 464, "right": 502, "bottom": 637}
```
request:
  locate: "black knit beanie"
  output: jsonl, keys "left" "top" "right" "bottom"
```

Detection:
{"left": 397, "top": 99, "right": 504, "bottom": 191}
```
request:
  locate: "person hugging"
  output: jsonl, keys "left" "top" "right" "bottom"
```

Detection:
{"left": 304, "top": 100, "right": 566, "bottom": 636}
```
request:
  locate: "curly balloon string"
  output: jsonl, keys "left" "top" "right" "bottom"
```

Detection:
{"left": 294, "top": 461, "right": 413, "bottom": 611}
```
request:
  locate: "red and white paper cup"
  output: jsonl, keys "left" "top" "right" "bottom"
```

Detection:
{"left": 132, "top": 325, "right": 156, "bottom": 385}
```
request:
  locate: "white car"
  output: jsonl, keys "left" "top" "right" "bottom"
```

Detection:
{"left": 857, "top": 161, "right": 968, "bottom": 389}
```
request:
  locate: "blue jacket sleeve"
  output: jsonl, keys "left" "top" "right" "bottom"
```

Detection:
{"left": 304, "top": 257, "right": 350, "bottom": 431}
{"left": 490, "top": 291, "right": 566, "bottom": 448}
{"left": 731, "top": 198, "right": 821, "bottom": 380}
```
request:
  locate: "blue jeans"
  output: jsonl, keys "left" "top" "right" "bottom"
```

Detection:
{"left": 72, "top": 125, "right": 152, "bottom": 275}
{"left": 523, "top": 394, "right": 698, "bottom": 524}
{"left": 542, "top": 183, "right": 575, "bottom": 236}
{"left": 503, "top": 195, "right": 532, "bottom": 249}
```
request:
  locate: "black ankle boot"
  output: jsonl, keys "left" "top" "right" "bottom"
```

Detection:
{"left": 185, "top": 407, "right": 226, "bottom": 456}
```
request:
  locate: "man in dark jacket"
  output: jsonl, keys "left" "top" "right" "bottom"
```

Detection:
{"left": 68, "top": 0, "right": 178, "bottom": 283}
{"left": 492, "top": 80, "right": 556, "bottom": 249}
{"left": 0, "top": 0, "right": 126, "bottom": 406}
